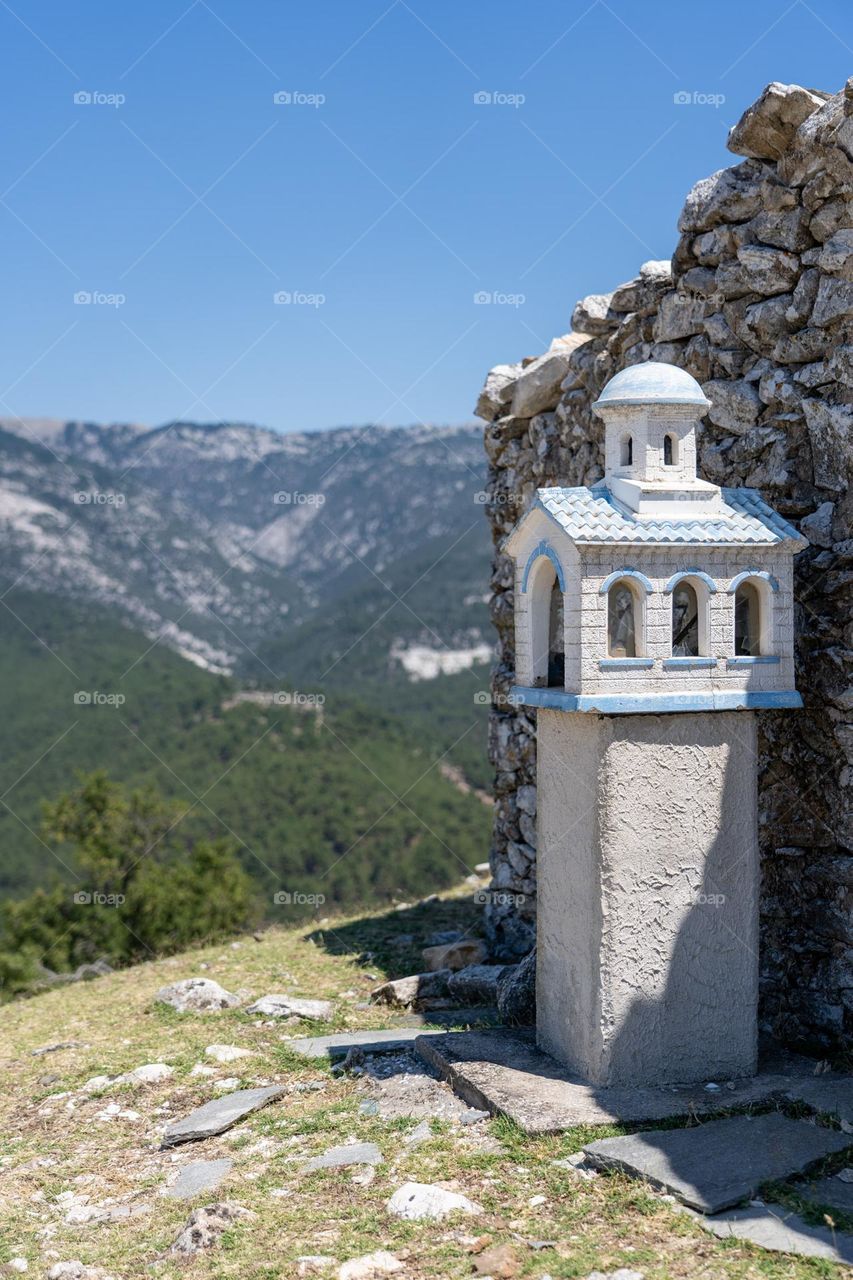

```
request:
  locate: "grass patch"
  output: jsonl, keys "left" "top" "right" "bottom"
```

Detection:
{"left": 0, "top": 886, "right": 848, "bottom": 1280}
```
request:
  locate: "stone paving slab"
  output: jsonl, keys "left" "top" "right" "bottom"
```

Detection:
{"left": 161, "top": 1086, "right": 285, "bottom": 1148}
{"left": 786, "top": 1076, "right": 853, "bottom": 1126}
{"left": 693, "top": 1203, "right": 853, "bottom": 1262}
{"left": 163, "top": 1158, "right": 233, "bottom": 1199}
{"left": 285, "top": 1029, "right": 447, "bottom": 1060}
{"left": 302, "top": 1141, "right": 383, "bottom": 1172}
{"left": 414, "top": 1030, "right": 806, "bottom": 1132}
{"left": 583, "top": 1113, "right": 853, "bottom": 1213}
{"left": 798, "top": 1174, "right": 853, "bottom": 1216}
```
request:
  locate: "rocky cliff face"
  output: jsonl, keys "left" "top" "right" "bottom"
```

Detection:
{"left": 476, "top": 80, "right": 853, "bottom": 1052}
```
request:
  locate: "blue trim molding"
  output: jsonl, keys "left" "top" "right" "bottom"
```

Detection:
{"left": 511, "top": 685, "right": 803, "bottom": 715}
{"left": 662, "top": 657, "right": 717, "bottom": 669}
{"left": 521, "top": 541, "right": 565, "bottom": 593}
{"left": 598, "top": 568, "right": 654, "bottom": 595}
{"left": 599, "top": 657, "right": 654, "bottom": 669}
{"left": 663, "top": 570, "right": 718, "bottom": 595}
{"left": 727, "top": 570, "right": 780, "bottom": 594}
{"left": 726, "top": 655, "right": 781, "bottom": 666}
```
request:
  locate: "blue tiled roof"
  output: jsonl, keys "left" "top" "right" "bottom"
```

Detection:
{"left": 535, "top": 485, "right": 807, "bottom": 547}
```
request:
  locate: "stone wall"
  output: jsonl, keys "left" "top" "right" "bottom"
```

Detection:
{"left": 476, "top": 80, "right": 853, "bottom": 1052}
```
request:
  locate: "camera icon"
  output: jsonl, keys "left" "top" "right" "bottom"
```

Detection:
{"left": 473, "top": 91, "right": 492, "bottom": 105}
{"left": 74, "top": 690, "right": 92, "bottom": 705}
{"left": 74, "top": 291, "right": 92, "bottom": 305}
{"left": 273, "top": 890, "right": 292, "bottom": 904}
{"left": 473, "top": 290, "right": 492, "bottom": 305}
{"left": 74, "top": 890, "right": 92, "bottom": 904}
{"left": 472, "top": 888, "right": 490, "bottom": 904}
{"left": 273, "top": 291, "right": 291, "bottom": 305}
{"left": 273, "top": 491, "right": 292, "bottom": 504}
{"left": 272, "top": 91, "right": 292, "bottom": 105}
{"left": 73, "top": 90, "right": 92, "bottom": 105}
{"left": 474, "top": 490, "right": 489, "bottom": 504}
{"left": 473, "top": 691, "right": 489, "bottom": 705}
{"left": 673, "top": 90, "right": 692, "bottom": 105}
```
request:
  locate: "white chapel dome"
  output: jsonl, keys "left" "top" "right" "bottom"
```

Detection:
{"left": 594, "top": 361, "right": 710, "bottom": 410}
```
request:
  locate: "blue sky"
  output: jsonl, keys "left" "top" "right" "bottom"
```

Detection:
{"left": 1, "top": 0, "right": 850, "bottom": 433}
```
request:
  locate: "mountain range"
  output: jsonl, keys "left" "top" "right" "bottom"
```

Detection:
{"left": 0, "top": 417, "right": 495, "bottom": 909}
{"left": 0, "top": 417, "right": 491, "bottom": 680}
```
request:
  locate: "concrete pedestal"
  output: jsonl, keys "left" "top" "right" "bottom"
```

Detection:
{"left": 536, "top": 709, "right": 759, "bottom": 1087}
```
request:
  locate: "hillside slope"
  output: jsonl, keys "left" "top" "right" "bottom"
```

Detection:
{"left": 0, "top": 893, "right": 842, "bottom": 1279}
{"left": 0, "top": 591, "right": 490, "bottom": 903}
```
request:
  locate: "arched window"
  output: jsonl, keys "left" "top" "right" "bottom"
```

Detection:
{"left": 671, "top": 580, "right": 699, "bottom": 656}
{"left": 547, "top": 578, "right": 564, "bottom": 687}
{"left": 523, "top": 545, "right": 565, "bottom": 687}
{"left": 607, "top": 580, "right": 638, "bottom": 658}
{"left": 663, "top": 433, "right": 677, "bottom": 467}
{"left": 734, "top": 581, "right": 762, "bottom": 656}
{"left": 620, "top": 435, "right": 633, "bottom": 467}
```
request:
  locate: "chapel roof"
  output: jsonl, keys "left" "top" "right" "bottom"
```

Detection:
{"left": 593, "top": 361, "right": 710, "bottom": 410}
{"left": 531, "top": 484, "right": 807, "bottom": 548}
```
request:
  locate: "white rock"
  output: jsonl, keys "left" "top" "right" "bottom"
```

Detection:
{"left": 586, "top": 1272, "right": 644, "bottom": 1280}
{"left": 80, "top": 1075, "right": 112, "bottom": 1092}
{"left": 296, "top": 1257, "right": 337, "bottom": 1277}
{"left": 155, "top": 978, "right": 241, "bottom": 1012}
{"left": 571, "top": 293, "right": 615, "bottom": 336}
{"left": 728, "top": 81, "right": 827, "bottom": 160}
{"left": 338, "top": 1251, "right": 405, "bottom": 1279}
{"left": 47, "top": 1266, "right": 113, "bottom": 1280}
{"left": 246, "top": 994, "right": 333, "bottom": 1020}
{"left": 385, "top": 1181, "right": 481, "bottom": 1221}
{"left": 8, "top": 1260, "right": 28, "bottom": 1272}
{"left": 474, "top": 362, "right": 523, "bottom": 422}
{"left": 116, "top": 1063, "right": 173, "bottom": 1085}
{"left": 510, "top": 349, "right": 576, "bottom": 417}
{"left": 205, "top": 1044, "right": 253, "bottom": 1063}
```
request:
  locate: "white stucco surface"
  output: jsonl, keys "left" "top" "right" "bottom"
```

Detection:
{"left": 536, "top": 709, "right": 759, "bottom": 1087}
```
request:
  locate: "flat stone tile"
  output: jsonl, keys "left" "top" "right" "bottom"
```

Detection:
{"left": 798, "top": 1174, "right": 853, "bottom": 1216}
{"left": 414, "top": 1030, "right": 802, "bottom": 1132}
{"left": 285, "top": 1030, "right": 447, "bottom": 1060}
{"left": 695, "top": 1203, "right": 853, "bottom": 1262}
{"left": 583, "top": 1113, "right": 852, "bottom": 1212}
{"left": 786, "top": 1077, "right": 853, "bottom": 1126}
{"left": 161, "top": 1085, "right": 285, "bottom": 1148}
{"left": 164, "top": 1158, "right": 233, "bottom": 1199}
{"left": 302, "top": 1142, "right": 383, "bottom": 1172}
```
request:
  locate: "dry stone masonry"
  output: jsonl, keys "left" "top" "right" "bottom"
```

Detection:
{"left": 476, "top": 80, "right": 853, "bottom": 1052}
